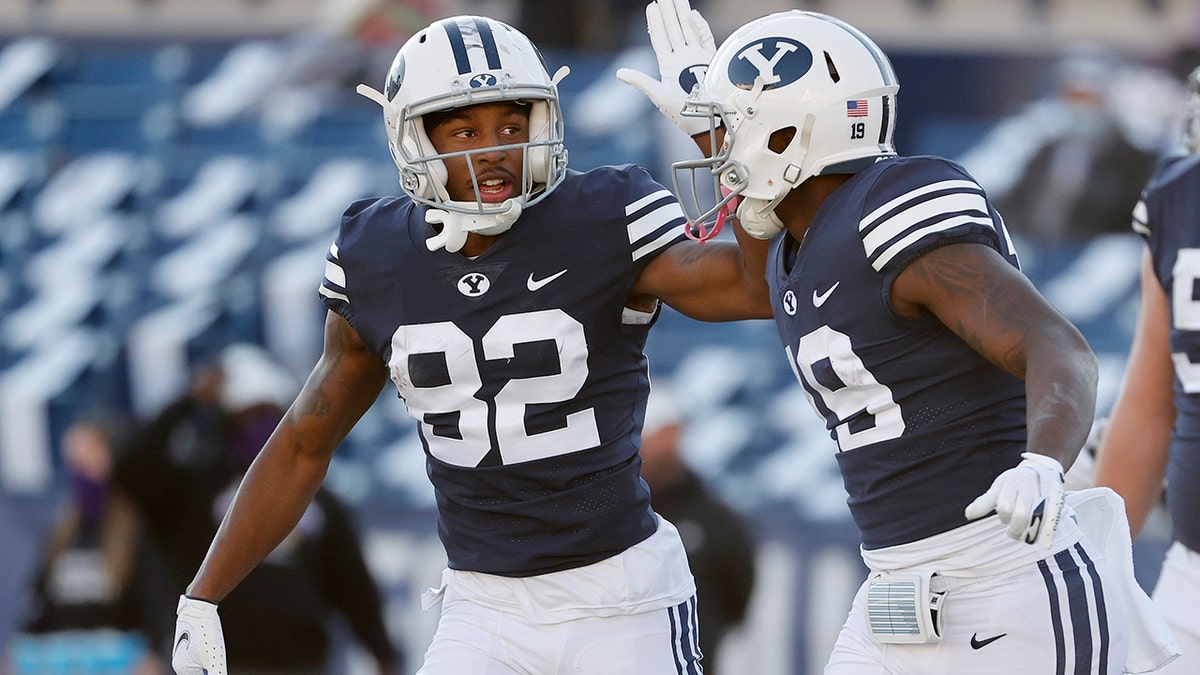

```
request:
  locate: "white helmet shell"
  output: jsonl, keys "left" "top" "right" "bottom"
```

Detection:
{"left": 675, "top": 11, "right": 899, "bottom": 239}
{"left": 356, "top": 16, "right": 569, "bottom": 250}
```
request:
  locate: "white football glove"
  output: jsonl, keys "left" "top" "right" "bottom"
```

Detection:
{"left": 615, "top": 0, "right": 715, "bottom": 137}
{"left": 172, "top": 595, "right": 227, "bottom": 675}
{"left": 964, "top": 452, "right": 1065, "bottom": 549}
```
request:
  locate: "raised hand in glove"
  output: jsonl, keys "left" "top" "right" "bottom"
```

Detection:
{"left": 172, "top": 595, "right": 227, "bottom": 675}
{"left": 964, "top": 452, "right": 1065, "bottom": 549}
{"left": 616, "top": 0, "right": 716, "bottom": 137}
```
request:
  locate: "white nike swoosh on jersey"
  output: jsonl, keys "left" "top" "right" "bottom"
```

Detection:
{"left": 527, "top": 269, "right": 568, "bottom": 291}
{"left": 813, "top": 282, "right": 840, "bottom": 307}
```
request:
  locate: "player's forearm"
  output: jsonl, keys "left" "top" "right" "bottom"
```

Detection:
{"left": 1022, "top": 336, "right": 1098, "bottom": 471}
{"left": 1092, "top": 250, "right": 1175, "bottom": 536}
{"left": 1094, "top": 414, "right": 1169, "bottom": 537}
{"left": 1094, "top": 371, "right": 1173, "bottom": 536}
{"left": 683, "top": 241, "right": 772, "bottom": 320}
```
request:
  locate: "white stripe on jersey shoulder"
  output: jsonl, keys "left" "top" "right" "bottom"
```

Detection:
{"left": 626, "top": 189, "right": 675, "bottom": 216}
{"left": 626, "top": 190, "right": 685, "bottom": 262}
{"left": 1131, "top": 200, "right": 1150, "bottom": 237}
{"left": 629, "top": 202, "right": 684, "bottom": 244}
{"left": 323, "top": 259, "right": 347, "bottom": 288}
{"left": 321, "top": 242, "right": 349, "bottom": 303}
{"left": 996, "top": 212, "right": 1020, "bottom": 266}
{"left": 319, "top": 285, "right": 349, "bottom": 303}
{"left": 871, "top": 214, "right": 995, "bottom": 271}
{"left": 861, "top": 181, "right": 992, "bottom": 271}
{"left": 859, "top": 179, "right": 982, "bottom": 230}
{"left": 632, "top": 226, "right": 681, "bottom": 262}
{"left": 862, "top": 191, "right": 991, "bottom": 255}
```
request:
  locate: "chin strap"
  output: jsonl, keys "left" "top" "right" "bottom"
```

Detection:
{"left": 736, "top": 196, "right": 786, "bottom": 240}
{"left": 424, "top": 199, "right": 523, "bottom": 252}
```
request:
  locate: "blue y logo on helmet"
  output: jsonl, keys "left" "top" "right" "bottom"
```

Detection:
{"left": 470, "top": 73, "right": 498, "bottom": 88}
{"left": 678, "top": 64, "right": 708, "bottom": 96}
{"left": 728, "top": 38, "right": 812, "bottom": 90}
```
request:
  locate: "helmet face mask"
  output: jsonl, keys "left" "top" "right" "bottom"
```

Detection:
{"left": 673, "top": 10, "right": 899, "bottom": 239}
{"left": 357, "top": 16, "right": 569, "bottom": 249}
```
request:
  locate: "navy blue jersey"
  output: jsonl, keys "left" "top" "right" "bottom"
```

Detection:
{"left": 768, "top": 156, "right": 1028, "bottom": 549}
{"left": 1134, "top": 153, "right": 1200, "bottom": 553}
{"left": 319, "top": 165, "right": 688, "bottom": 576}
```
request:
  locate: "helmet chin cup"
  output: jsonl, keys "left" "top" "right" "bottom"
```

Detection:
{"left": 423, "top": 198, "right": 524, "bottom": 252}
{"left": 736, "top": 197, "right": 785, "bottom": 240}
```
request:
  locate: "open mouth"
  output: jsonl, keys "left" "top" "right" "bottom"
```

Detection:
{"left": 476, "top": 177, "right": 514, "bottom": 203}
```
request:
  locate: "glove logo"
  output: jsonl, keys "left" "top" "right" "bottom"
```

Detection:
{"left": 1025, "top": 499, "right": 1046, "bottom": 545}
{"left": 677, "top": 64, "right": 707, "bottom": 96}
{"left": 174, "top": 630, "right": 190, "bottom": 653}
{"left": 729, "top": 38, "right": 812, "bottom": 90}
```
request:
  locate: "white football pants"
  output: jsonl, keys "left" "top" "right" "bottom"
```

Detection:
{"left": 825, "top": 540, "right": 1130, "bottom": 674}
{"left": 417, "top": 586, "right": 702, "bottom": 674}
{"left": 1150, "top": 542, "right": 1200, "bottom": 674}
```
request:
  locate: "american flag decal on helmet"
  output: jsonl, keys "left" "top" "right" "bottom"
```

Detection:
{"left": 847, "top": 99, "right": 869, "bottom": 117}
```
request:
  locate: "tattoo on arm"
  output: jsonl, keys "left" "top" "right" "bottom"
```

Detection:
{"left": 675, "top": 241, "right": 742, "bottom": 270}
{"left": 904, "top": 247, "right": 1032, "bottom": 375}
{"left": 297, "top": 314, "right": 362, "bottom": 420}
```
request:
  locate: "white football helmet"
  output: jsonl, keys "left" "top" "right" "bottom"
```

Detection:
{"left": 357, "top": 16, "right": 569, "bottom": 251}
{"left": 674, "top": 11, "right": 899, "bottom": 239}
{"left": 1184, "top": 65, "right": 1200, "bottom": 155}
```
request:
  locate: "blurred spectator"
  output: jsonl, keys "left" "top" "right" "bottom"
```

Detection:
{"left": 114, "top": 343, "right": 403, "bottom": 674}
{"left": 8, "top": 413, "right": 170, "bottom": 675}
{"left": 639, "top": 383, "right": 757, "bottom": 675}
{"left": 957, "top": 43, "right": 1163, "bottom": 243}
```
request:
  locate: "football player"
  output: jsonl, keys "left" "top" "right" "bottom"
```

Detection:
{"left": 1095, "top": 64, "right": 1200, "bottom": 674}
{"left": 622, "top": 1, "right": 1178, "bottom": 673}
{"left": 171, "top": 13, "right": 771, "bottom": 675}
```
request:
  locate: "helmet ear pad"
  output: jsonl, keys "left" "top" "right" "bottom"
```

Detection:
{"left": 526, "top": 99, "right": 552, "bottom": 185}
{"left": 399, "top": 120, "right": 448, "bottom": 200}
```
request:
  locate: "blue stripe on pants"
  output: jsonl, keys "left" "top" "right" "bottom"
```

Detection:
{"left": 1075, "top": 543, "right": 1110, "bottom": 674}
{"left": 668, "top": 596, "right": 703, "bottom": 674}
{"left": 1039, "top": 557, "right": 1067, "bottom": 675}
{"left": 1056, "top": 547, "right": 1094, "bottom": 674}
